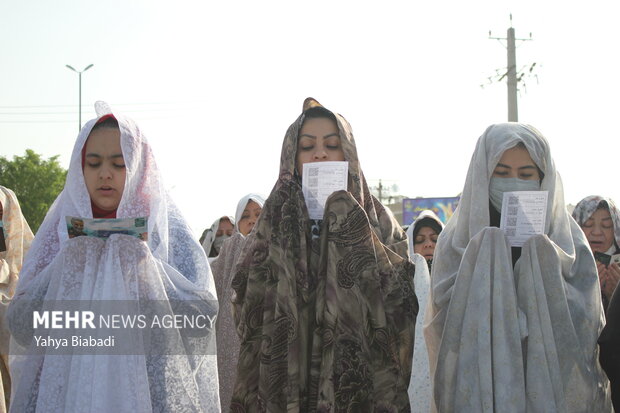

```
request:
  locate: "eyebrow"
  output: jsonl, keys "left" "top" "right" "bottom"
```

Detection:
{"left": 299, "top": 133, "right": 340, "bottom": 139}
{"left": 495, "top": 163, "right": 537, "bottom": 170}
{"left": 85, "top": 153, "right": 124, "bottom": 160}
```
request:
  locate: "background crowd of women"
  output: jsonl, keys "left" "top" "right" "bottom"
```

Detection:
{"left": 1, "top": 98, "right": 620, "bottom": 412}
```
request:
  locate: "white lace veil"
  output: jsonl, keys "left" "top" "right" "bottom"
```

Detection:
{"left": 8, "top": 103, "right": 220, "bottom": 412}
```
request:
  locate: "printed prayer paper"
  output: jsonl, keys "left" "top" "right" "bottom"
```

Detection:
{"left": 500, "top": 191, "right": 548, "bottom": 247}
{"left": 302, "top": 161, "right": 348, "bottom": 220}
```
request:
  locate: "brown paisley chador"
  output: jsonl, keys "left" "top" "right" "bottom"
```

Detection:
{"left": 230, "top": 99, "right": 417, "bottom": 413}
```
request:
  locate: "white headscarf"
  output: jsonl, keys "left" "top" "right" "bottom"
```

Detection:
{"left": 233, "top": 193, "right": 265, "bottom": 230}
{"left": 405, "top": 210, "right": 443, "bottom": 413}
{"left": 572, "top": 195, "right": 620, "bottom": 253}
{"left": 202, "top": 216, "right": 235, "bottom": 263}
{"left": 425, "top": 123, "right": 610, "bottom": 412}
{"left": 8, "top": 104, "right": 220, "bottom": 412}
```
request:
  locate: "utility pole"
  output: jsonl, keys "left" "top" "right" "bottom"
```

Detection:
{"left": 488, "top": 15, "right": 532, "bottom": 122}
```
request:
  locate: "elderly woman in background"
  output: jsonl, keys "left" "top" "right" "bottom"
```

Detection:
{"left": 572, "top": 195, "right": 620, "bottom": 311}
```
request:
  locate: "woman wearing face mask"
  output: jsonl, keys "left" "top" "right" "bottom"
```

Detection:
{"left": 210, "top": 193, "right": 264, "bottom": 412}
{"left": 230, "top": 98, "right": 416, "bottom": 412}
{"left": 572, "top": 196, "right": 620, "bottom": 311}
{"left": 202, "top": 215, "right": 235, "bottom": 263}
{"left": 405, "top": 210, "right": 443, "bottom": 413}
{"left": 425, "top": 123, "right": 610, "bottom": 412}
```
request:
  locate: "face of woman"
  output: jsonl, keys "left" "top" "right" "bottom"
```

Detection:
{"left": 413, "top": 226, "right": 439, "bottom": 260}
{"left": 582, "top": 208, "right": 615, "bottom": 253}
{"left": 238, "top": 200, "right": 262, "bottom": 236}
{"left": 492, "top": 145, "right": 540, "bottom": 180}
{"left": 216, "top": 218, "right": 234, "bottom": 237}
{"left": 296, "top": 117, "right": 345, "bottom": 175}
{"left": 83, "top": 128, "right": 126, "bottom": 212}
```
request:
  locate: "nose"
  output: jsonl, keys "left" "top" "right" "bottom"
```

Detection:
{"left": 423, "top": 240, "right": 434, "bottom": 249}
{"left": 313, "top": 148, "right": 328, "bottom": 160}
{"left": 591, "top": 224, "right": 604, "bottom": 235}
{"left": 98, "top": 165, "right": 113, "bottom": 180}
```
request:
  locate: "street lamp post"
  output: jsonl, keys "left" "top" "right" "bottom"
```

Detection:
{"left": 65, "top": 64, "right": 94, "bottom": 131}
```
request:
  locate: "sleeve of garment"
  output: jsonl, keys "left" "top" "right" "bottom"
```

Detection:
{"left": 599, "top": 272, "right": 620, "bottom": 410}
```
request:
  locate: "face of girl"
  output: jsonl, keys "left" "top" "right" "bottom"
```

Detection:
{"left": 238, "top": 200, "right": 262, "bottom": 236}
{"left": 582, "top": 208, "right": 615, "bottom": 253}
{"left": 296, "top": 117, "right": 345, "bottom": 175}
{"left": 83, "top": 127, "right": 126, "bottom": 212}
{"left": 413, "top": 226, "right": 439, "bottom": 260}
{"left": 492, "top": 145, "right": 540, "bottom": 180}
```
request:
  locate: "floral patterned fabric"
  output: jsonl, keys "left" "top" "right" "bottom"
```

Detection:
{"left": 0, "top": 187, "right": 33, "bottom": 413}
{"left": 230, "top": 99, "right": 417, "bottom": 413}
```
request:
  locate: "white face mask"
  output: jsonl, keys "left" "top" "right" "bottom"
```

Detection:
{"left": 212, "top": 234, "right": 230, "bottom": 254}
{"left": 489, "top": 177, "right": 540, "bottom": 211}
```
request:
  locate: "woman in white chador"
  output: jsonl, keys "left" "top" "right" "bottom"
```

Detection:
{"left": 405, "top": 210, "right": 443, "bottom": 413}
{"left": 7, "top": 103, "right": 220, "bottom": 412}
{"left": 425, "top": 123, "right": 610, "bottom": 412}
{"left": 202, "top": 216, "right": 235, "bottom": 264}
{"left": 211, "top": 193, "right": 264, "bottom": 412}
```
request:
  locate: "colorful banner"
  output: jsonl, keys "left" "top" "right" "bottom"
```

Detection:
{"left": 402, "top": 197, "right": 460, "bottom": 225}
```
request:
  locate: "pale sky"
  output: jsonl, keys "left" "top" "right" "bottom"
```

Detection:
{"left": 1, "top": 0, "right": 619, "bottom": 236}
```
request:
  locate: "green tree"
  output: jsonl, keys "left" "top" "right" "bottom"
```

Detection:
{"left": 0, "top": 150, "right": 67, "bottom": 233}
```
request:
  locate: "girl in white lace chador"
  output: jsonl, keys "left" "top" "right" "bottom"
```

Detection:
{"left": 425, "top": 123, "right": 610, "bottom": 412}
{"left": 210, "top": 193, "right": 264, "bottom": 412}
{"left": 7, "top": 104, "right": 220, "bottom": 412}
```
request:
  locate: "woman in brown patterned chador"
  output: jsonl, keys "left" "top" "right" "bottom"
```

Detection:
{"left": 230, "top": 98, "right": 417, "bottom": 412}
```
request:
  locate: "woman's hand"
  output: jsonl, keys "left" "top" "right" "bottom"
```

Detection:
{"left": 602, "top": 263, "right": 620, "bottom": 301}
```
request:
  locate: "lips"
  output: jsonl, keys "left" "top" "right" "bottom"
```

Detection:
{"left": 97, "top": 186, "right": 116, "bottom": 196}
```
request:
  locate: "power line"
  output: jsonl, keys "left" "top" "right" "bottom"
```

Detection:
{"left": 0, "top": 101, "right": 206, "bottom": 110}
{"left": 0, "top": 107, "right": 193, "bottom": 115}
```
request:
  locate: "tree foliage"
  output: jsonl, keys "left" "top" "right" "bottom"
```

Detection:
{"left": 0, "top": 150, "right": 67, "bottom": 233}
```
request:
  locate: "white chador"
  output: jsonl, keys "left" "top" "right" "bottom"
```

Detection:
{"left": 406, "top": 210, "right": 444, "bottom": 413}
{"left": 425, "top": 123, "right": 610, "bottom": 412}
{"left": 7, "top": 106, "right": 220, "bottom": 412}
